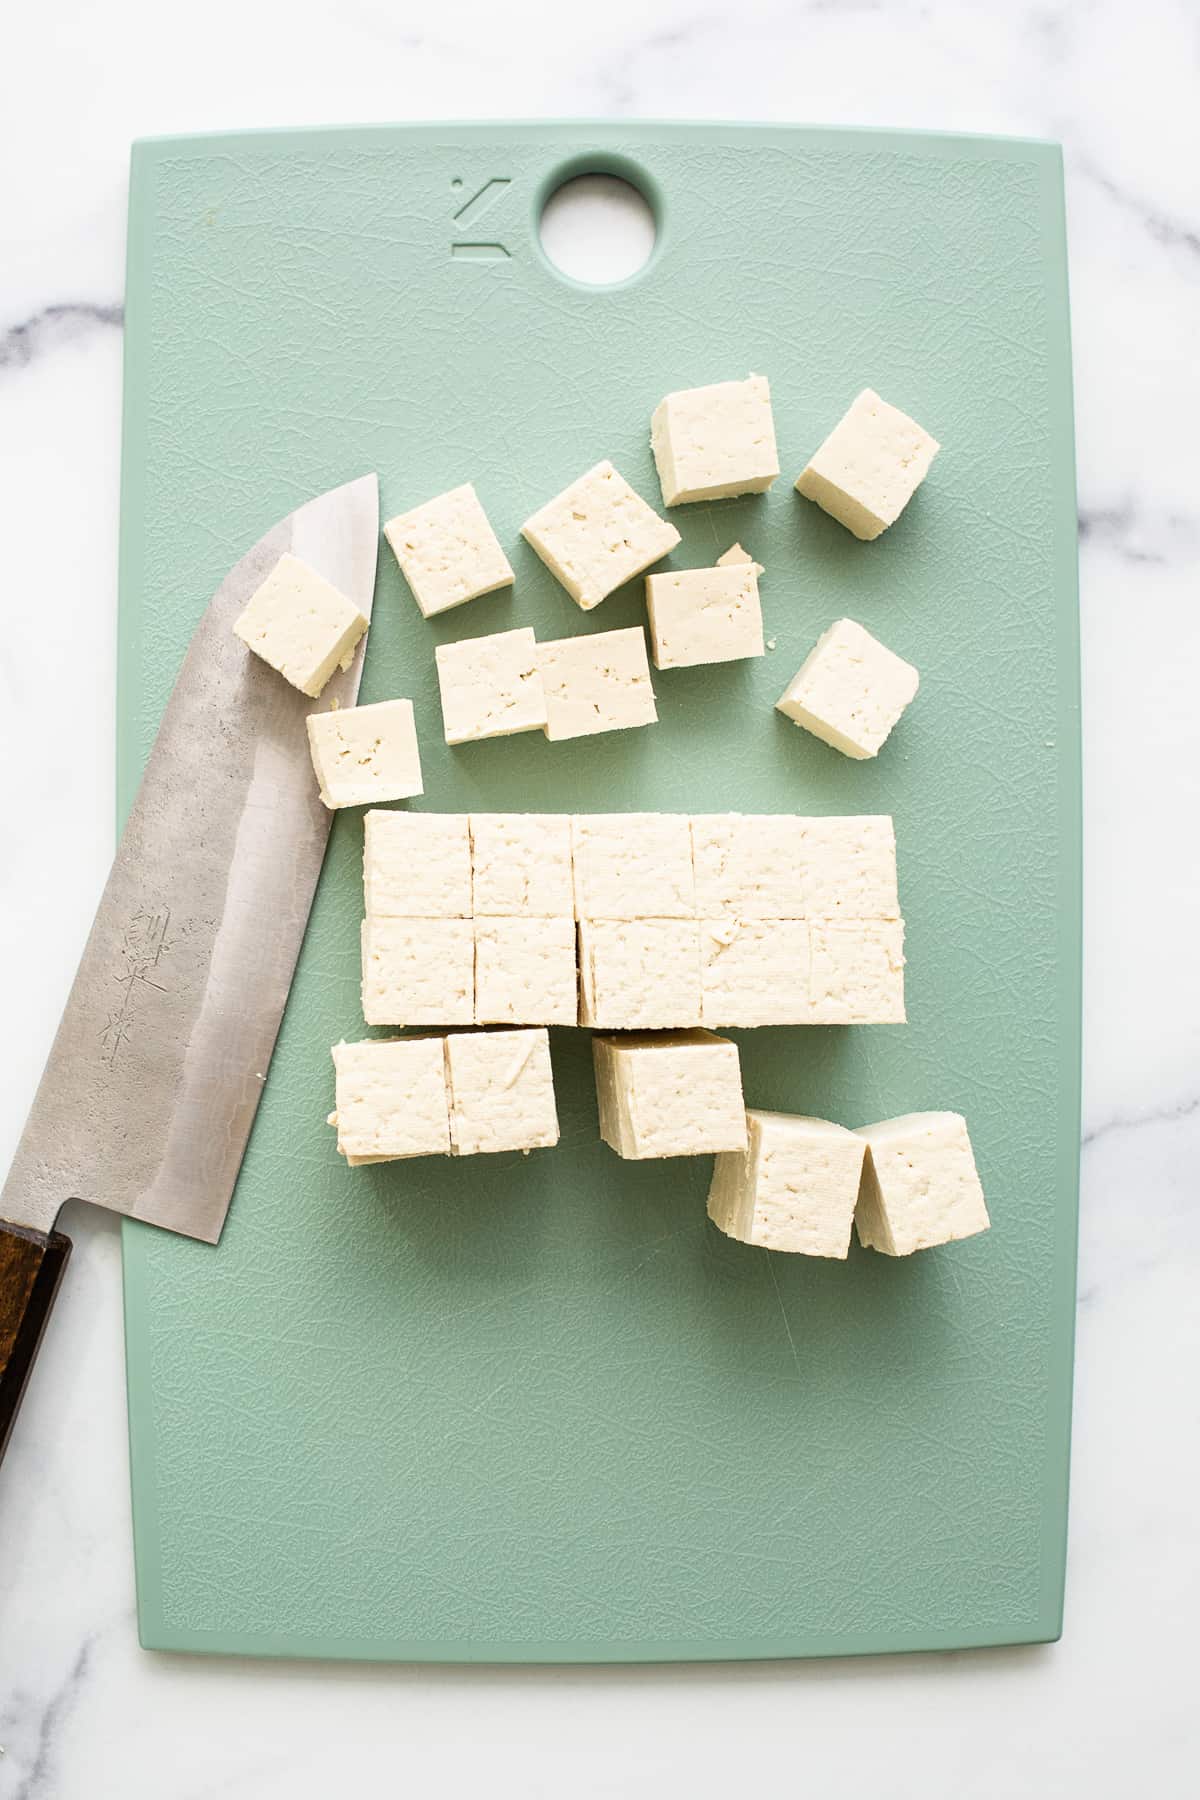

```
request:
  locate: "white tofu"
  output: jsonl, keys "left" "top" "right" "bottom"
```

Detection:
{"left": 383, "top": 483, "right": 513, "bottom": 618}
{"left": 578, "top": 919, "right": 702, "bottom": 1029}
{"left": 644, "top": 563, "right": 764, "bottom": 670}
{"left": 469, "top": 813, "right": 574, "bottom": 917}
{"left": 362, "top": 811, "right": 471, "bottom": 919}
{"left": 708, "top": 1111, "right": 866, "bottom": 1256}
{"left": 521, "top": 460, "right": 680, "bottom": 610}
{"left": 690, "top": 814, "right": 899, "bottom": 919}
{"left": 305, "top": 698, "right": 422, "bottom": 810}
{"left": 716, "top": 541, "right": 756, "bottom": 568}
{"left": 700, "top": 918, "right": 811, "bottom": 1026}
{"left": 593, "top": 1029, "right": 747, "bottom": 1160}
{"left": 776, "top": 618, "right": 919, "bottom": 759}
{"left": 571, "top": 813, "right": 695, "bottom": 919}
{"left": 434, "top": 627, "right": 547, "bottom": 745}
{"left": 232, "top": 552, "right": 368, "bottom": 698}
{"left": 854, "top": 1111, "right": 990, "bottom": 1254}
{"left": 538, "top": 627, "right": 658, "bottom": 742}
{"left": 796, "top": 389, "right": 939, "bottom": 540}
{"left": 809, "top": 919, "right": 906, "bottom": 1023}
{"left": 474, "top": 917, "right": 578, "bottom": 1026}
{"left": 650, "top": 376, "right": 780, "bottom": 506}
{"left": 330, "top": 1036, "right": 450, "bottom": 1164}
{"left": 444, "top": 1027, "right": 559, "bottom": 1155}
{"left": 360, "top": 916, "right": 474, "bottom": 1026}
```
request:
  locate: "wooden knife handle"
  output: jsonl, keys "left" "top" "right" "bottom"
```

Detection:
{"left": 0, "top": 1221, "right": 72, "bottom": 1466}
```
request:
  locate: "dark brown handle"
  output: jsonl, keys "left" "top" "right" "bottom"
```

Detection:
{"left": 0, "top": 1221, "right": 72, "bottom": 1466}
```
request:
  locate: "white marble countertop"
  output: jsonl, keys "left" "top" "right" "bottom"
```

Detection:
{"left": 1, "top": 1, "right": 1197, "bottom": 1793}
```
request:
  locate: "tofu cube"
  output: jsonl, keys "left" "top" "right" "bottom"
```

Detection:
{"left": 708, "top": 1111, "right": 866, "bottom": 1256}
{"left": 383, "top": 483, "right": 514, "bottom": 618}
{"left": 809, "top": 919, "right": 906, "bottom": 1023}
{"left": 329, "top": 1036, "right": 450, "bottom": 1165}
{"left": 361, "top": 916, "right": 474, "bottom": 1026}
{"left": 538, "top": 627, "right": 658, "bottom": 742}
{"left": 690, "top": 815, "right": 899, "bottom": 920}
{"left": 579, "top": 919, "right": 702, "bottom": 1029}
{"left": 571, "top": 813, "right": 695, "bottom": 919}
{"left": 434, "top": 627, "right": 547, "bottom": 745}
{"left": 650, "top": 375, "right": 780, "bottom": 506}
{"left": 232, "top": 552, "right": 368, "bottom": 698}
{"left": 593, "top": 1029, "right": 747, "bottom": 1160}
{"left": 854, "top": 1111, "right": 990, "bottom": 1254}
{"left": 700, "top": 918, "right": 811, "bottom": 1026}
{"left": 445, "top": 1027, "right": 559, "bottom": 1155}
{"left": 469, "top": 813, "right": 574, "bottom": 917}
{"left": 645, "top": 563, "right": 764, "bottom": 670}
{"left": 796, "top": 389, "right": 939, "bottom": 540}
{"left": 363, "top": 811, "right": 471, "bottom": 919}
{"left": 793, "top": 815, "right": 900, "bottom": 918}
{"left": 776, "top": 618, "right": 919, "bottom": 759}
{"left": 305, "top": 698, "right": 422, "bottom": 810}
{"left": 474, "top": 917, "right": 578, "bottom": 1026}
{"left": 521, "top": 460, "right": 680, "bottom": 611}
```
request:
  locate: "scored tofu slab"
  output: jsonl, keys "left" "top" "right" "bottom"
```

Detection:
{"left": 579, "top": 919, "right": 703, "bottom": 1028}
{"left": 700, "top": 918, "right": 811, "bottom": 1026}
{"left": 361, "top": 915, "right": 474, "bottom": 1026}
{"left": 469, "top": 813, "right": 574, "bottom": 917}
{"left": 691, "top": 814, "right": 899, "bottom": 918}
{"left": 571, "top": 813, "right": 695, "bottom": 919}
{"left": 363, "top": 811, "right": 472, "bottom": 918}
{"left": 475, "top": 917, "right": 578, "bottom": 1026}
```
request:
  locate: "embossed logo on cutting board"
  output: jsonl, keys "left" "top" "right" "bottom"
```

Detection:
{"left": 450, "top": 176, "right": 511, "bottom": 262}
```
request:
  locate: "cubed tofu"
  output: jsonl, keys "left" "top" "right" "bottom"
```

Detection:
{"left": 474, "top": 917, "right": 578, "bottom": 1026}
{"left": 645, "top": 563, "right": 764, "bottom": 669}
{"left": 444, "top": 1027, "right": 559, "bottom": 1155}
{"left": 360, "top": 916, "right": 474, "bottom": 1026}
{"left": 306, "top": 698, "right": 422, "bottom": 809}
{"left": 578, "top": 919, "right": 703, "bottom": 1029}
{"left": 690, "top": 814, "right": 900, "bottom": 919}
{"left": 362, "top": 811, "right": 472, "bottom": 918}
{"left": 521, "top": 461, "right": 680, "bottom": 610}
{"left": 854, "top": 1111, "right": 990, "bottom": 1254}
{"left": 592, "top": 1029, "right": 747, "bottom": 1160}
{"left": 232, "top": 552, "right": 368, "bottom": 697}
{"left": 469, "top": 813, "right": 574, "bottom": 917}
{"left": 708, "top": 1111, "right": 866, "bottom": 1256}
{"left": 700, "top": 918, "right": 811, "bottom": 1026}
{"left": 809, "top": 919, "right": 906, "bottom": 1023}
{"left": 650, "top": 376, "right": 780, "bottom": 506}
{"left": 329, "top": 1036, "right": 450, "bottom": 1164}
{"left": 538, "top": 627, "right": 658, "bottom": 742}
{"left": 571, "top": 813, "right": 695, "bottom": 919}
{"left": 383, "top": 483, "right": 514, "bottom": 618}
{"left": 796, "top": 389, "right": 939, "bottom": 540}
{"left": 434, "top": 627, "right": 547, "bottom": 745}
{"left": 776, "top": 618, "right": 919, "bottom": 759}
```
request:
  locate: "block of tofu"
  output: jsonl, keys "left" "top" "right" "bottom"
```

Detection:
{"left": 232, "top": 552, "right": 368, "bottom": 697}
{"left": 690, "top": 814, "right": 899, "bottom": 919}
{"left": 776, "top": 618, "right": 919, "bottom": 759}
{"left": 796, "top": 389, "right": 939, "bottom": 540}
{"left": 593, "top": 1029, "right": 747, "bottom": 1159}
{"left": 363, "top": 811, "right": 472, "bottom": 918}
{"left": 700, "top": 918, "right": 811, "bottom": 1026}
{"left": 445, "top": 1028, "right": 559, "bottom": 1155}
{"left": 571, "top": 813, "right": 694, "bottom": 919}
{"left": 809, "top": 919, "right": 906, "bottom": 1023}
{"left": 383, "top": 483, "right": 514, "bottom": 618}
{"left": 579, "top": 920, "right": 702, "bottom": 1029}
{"left": 644, "top": 563, "right": 764, "bottom": 670}
{"left": 434, "top": 627, "right": 547, "bottom": 745}
{"left": 361, "top": 916, "right": 474, "bottom": 1026}
{"left": 305, "top": 698, "right": 422, "bottom": 810}
{"left": 474, "top": 917, "right": 578, "bottom": 1026}
{"left": 521, "top": 461, "right": 680, "bottom": 610}
{"left": 329, "top": 1036, "right": 450, "bottom": 1164}
{"left": 538, "top": 627, "right": 658, "bottom": 742}
{"left": 708, "top": 1111, "right": 866, "bottom": 1256}
{"left": 650, "top": 376, "right": 780, "bottom": 506}
{"left": 854, "top": 1112, "right": 990, "bottom": 1254}
{"left": 470, "top": 813, "right": 574, "bottom": 917}
{"left": 716, "top": 541, "right": 756, "bottom": 568}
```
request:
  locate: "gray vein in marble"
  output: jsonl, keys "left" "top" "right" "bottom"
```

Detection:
{"left": 1074, "top": 156, "right": 1200, "bottom": 260}
{"left": 0, "top": 303, "right": 123, "bottom": 372}
{"left": 5, "top": 1636, "right": 93, "bottom": 1800}
{"left": 1077, "top": 501, "right": 1199, "bottom": 568}
{"left": 1082, "top": 1092, "right": 1199, "bottom": 1150}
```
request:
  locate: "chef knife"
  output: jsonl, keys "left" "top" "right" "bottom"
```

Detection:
{"left": 0, "top": 473, "right": 379, "bottom": 1464}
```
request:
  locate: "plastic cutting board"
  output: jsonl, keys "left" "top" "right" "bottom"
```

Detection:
{"left": 120, "top": 123, "right": 1080, "bottom": 1662}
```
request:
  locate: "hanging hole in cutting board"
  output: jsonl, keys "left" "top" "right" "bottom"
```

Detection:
{"left": 538, "top": 174, "right": 657, "bottom": 287}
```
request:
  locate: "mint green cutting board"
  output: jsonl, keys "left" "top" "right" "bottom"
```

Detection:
{"left": 120, "top": 123, "right": 1080, "bottom": 1662}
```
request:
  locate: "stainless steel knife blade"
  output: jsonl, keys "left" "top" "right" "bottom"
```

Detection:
{"left": 0, "top": 474, "right": 379, "bottom": 1245}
